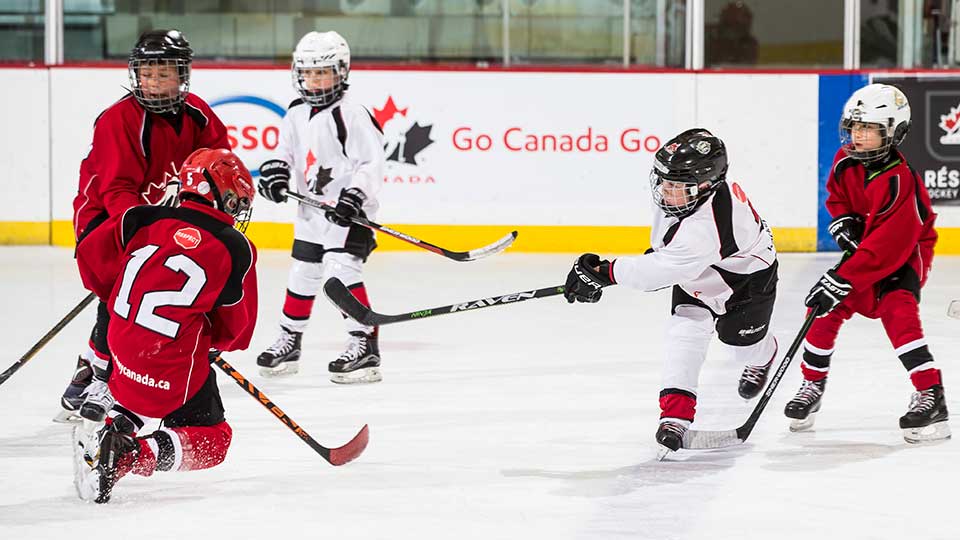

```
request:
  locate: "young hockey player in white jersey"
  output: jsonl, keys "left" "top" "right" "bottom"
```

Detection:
{"left": 563, "top": 129, "right": 779, "bottom": 458}
{"left": 256, "top": 31, "right": 385, "bottom": 384}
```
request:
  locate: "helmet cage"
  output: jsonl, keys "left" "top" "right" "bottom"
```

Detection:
{"left": 128, "top": 57, "right": 191, "bottom": 114}
{"left": 292, "top": 60, "right": 349, "bottom": 107}
{"left": 650, "top": 168, "right": 715, "bottom": 218}
{"left": 201, "top": 169, "right": 253, "bottom": 233}
{"left": 839, "top": 118, "right": 898, "bottom": 163}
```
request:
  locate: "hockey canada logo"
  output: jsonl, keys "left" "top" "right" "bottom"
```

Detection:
{"left": 174, "top": 227, "right": 202, "bottom": 250}
{"left": 938, "top": 103, "right": 960, "bottom": 145}
{"left": 374, "top": 96, "right": 435, "bottom": 165}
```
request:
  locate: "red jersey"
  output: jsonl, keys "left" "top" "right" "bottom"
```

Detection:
{"left": 72, "top": 93, "right": 229, "bottom": 240}
{"left": 76, "top": 201, "right": 258, "bottom": 419}
{"left": 826, "top": 149, "right": 937, "bottom": 294}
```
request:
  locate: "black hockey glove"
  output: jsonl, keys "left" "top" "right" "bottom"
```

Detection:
{"left": 326, "top": 187, "right": 366, "bottom": 227}
{"left": 827, "top": 213, "right": 864, "bottom": 254}
{"left": 564, "top": 253, "right": 615, "bottom": 304}
{"left": 157, "top": 179, "right": 181, "bottom": 207}
{"left": 805, "top": 268, "right": 852, "bottom": 317}
{"left": 258, "top": 159, "right": 290, "bottom": 203}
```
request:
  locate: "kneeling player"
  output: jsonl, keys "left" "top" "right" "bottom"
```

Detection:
{"left": 71, "top": 148, "right": 257, "bottom": 503}
{"left": 564, "top": 129, "right": 779, "bottom": 459}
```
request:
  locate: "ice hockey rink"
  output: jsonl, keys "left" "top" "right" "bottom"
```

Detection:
{"left": 1, "top": 246, "right": 958, "bottom": 540}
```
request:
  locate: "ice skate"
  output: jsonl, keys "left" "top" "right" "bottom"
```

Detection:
{"left": 738, "top": 359, "right": 773, "bottom": 400}
{"left": 79, "top": 379, "right": 115, "bottom": 422}
{"left": 329, "top": 331, "right": 381, "bottom": 384}
{"left": 54, "top": 355, "right": 93, "bottom": 423}
{"left": 900, "top": 385, "right": 951, "bottom": 443}
{"left": 72, "top": 420, "right": 105, "bottom": 502}
{"left": 784, "top": 378, "right": 826, "bottom": 432}
{"left": 257, "top": 326, "right": 302, "bottom": 377}
{"left": 655, "top": 419, "right": 689, "bottom": 460}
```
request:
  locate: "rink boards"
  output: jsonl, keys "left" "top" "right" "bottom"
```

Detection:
{"left": 1, "top": 66, "right": 958, "bottom": 253}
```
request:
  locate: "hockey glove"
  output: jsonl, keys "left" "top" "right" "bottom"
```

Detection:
{"left": 564, "top": 253, "right": 615, "bottom": 304}
{"left": 326, "top": 187, "right": 366, "bottom": 227}
{"left": 827, "top": 213, "right": 865, "bottom": 254}
{"left": 805, "top": 268, "right": 852, "bottom": 317}
{"left": 258, "top": 159, "right": 291, "bottom": 203}
{"left": 157, "top": 179, "right": 181, "bottom": 207}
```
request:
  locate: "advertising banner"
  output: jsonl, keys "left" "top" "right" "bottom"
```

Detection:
{"left": 873, "top": 75, "right": 960, "bottom": 206}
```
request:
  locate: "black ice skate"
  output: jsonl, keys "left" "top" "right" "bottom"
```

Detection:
{"left": 93, "top": 430, "right": 140, "bottom": 504}
{"left": 55, "top": 355, "right": 94, "bottom": 423}
{"left": 738, "top": 359, "right": 773, "bottom": 400}
{"left": 784, "top": 378, "right": 826, "bottom": 432}
{"left": 655, "top": 419, "right": 689, "bottom": 460}
{"left": 329, "top": 331, "right": 381, "bottom": 384}
{"left": 257, "top": 326, "right": 302, "bottom": 377}
{"left": 900, "top": 385, "right": 951, "bottom": 443}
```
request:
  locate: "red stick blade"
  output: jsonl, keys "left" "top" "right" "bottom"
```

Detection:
{"left": 328, "top": 424, "right": 369, "bottom": 466}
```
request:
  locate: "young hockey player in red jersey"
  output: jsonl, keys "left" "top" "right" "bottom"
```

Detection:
{"left": 256, "top": 31, "right": 385, "bottom": 384}
{"left": 72, "top": 148, "right": 257, "bottom": 504}
{"left": 563, "top": 129, "right": 779, "bottom": 459}
{"left": 788, "top": 83, "right": 950, "bottom": 443}
{"left": 58, "top": 29, "right": 230, "bottom": 423}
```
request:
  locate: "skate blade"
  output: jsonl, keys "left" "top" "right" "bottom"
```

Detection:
{"left": 903, "top": 421, "right": 952, "bottom": 444}
{"left": 72, "top": 425, "right": 101, "bottom": 502}
{"left": 656, "top": 444, "right": 676, "bottom": 461}
{"left": 330, "top": 367, "right": 382, "bottom": 385}
{"left": 53, "top": 408, "right": 83, "bottom": 424}
{"left": 789, "top": 413, "right": 817, "bottom": 432}
{"left": 259, "top": 362, "right": 300, "bottom": 378}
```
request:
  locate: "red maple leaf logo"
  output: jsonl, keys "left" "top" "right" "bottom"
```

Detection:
{"left": 373, "top": 96, "right": 408, "bottom": 129}
{"left": 305, "top": 149, "right": 316, "bottom": 179}
{"left": 939, "top": 105, "right": 960, "bottom": 134}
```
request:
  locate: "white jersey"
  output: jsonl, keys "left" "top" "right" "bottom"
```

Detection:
{"left": 612, "top": 181, "right": 776, "bottom": 315}
{"left": 273, "top": 95, "right": 385, "bottom": 245}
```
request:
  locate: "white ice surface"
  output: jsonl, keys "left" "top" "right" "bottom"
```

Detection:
{"left": 0, "top": 247, "right": 958, "bottom": 540}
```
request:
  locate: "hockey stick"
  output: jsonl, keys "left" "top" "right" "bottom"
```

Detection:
{"left": 212, "top": 356, "right": 368, "bottom": 466}
{"left": 0, "top": 292, "right": 96, "bottom": 387}
{"left": 284, "top": 190, "right": 517, "bottom": 262}
{"left": 324, "top": 277, "right": 565, "bottom": 326}
{"left": 681, "top": 308, "right": 820, "bottom": 450}
{"left": 948, "top": 300, "right": 960, "bottom": 319}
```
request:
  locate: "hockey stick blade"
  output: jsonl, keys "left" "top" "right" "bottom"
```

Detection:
{"left": 323, "top": 277, "right": 566, "bottom": 326}
{"left": 285, "top": 190, "right": 517, "bottom": 261}
{"left": 949, "top": 300, "right": 960, "bottom": 319}
{"left": 213, "top": 356, "right": 369, "bottom": 466}
{"left": 681, "top": 309, "right": 819, "bottom": 451}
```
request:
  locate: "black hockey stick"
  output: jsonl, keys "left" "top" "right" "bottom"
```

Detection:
{"left": 324, "top": 277, "right": 565, "bottom": 326}
{"left": 0, "top": 292, "right": 96, "bottom": 387}
{"left": 681, "top": 308, "right": 819, "bottom": 450}
{"left": 212, "top": 356, "right": 368, "bottom": 466}
{"left": 284, "top": 190, "right": 517, "bottom": 262}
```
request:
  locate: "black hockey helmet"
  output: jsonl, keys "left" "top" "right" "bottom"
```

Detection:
{"left": 128, "top": 29, "right": 193, "bottom": 114}
{"left": 650, "top": 128, "right": 728, "bottom": 218}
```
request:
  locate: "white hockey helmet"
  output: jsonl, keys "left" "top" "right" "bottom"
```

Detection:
{"left": 291, "top": 31, "right": 351, "bottom": 108}
{"left": 839, "top": 83, "right": 911, "bottom": 163}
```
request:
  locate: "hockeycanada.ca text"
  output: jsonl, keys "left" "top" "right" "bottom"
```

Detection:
{"left": 450, "top": 291, "right": 537, "bottom": 312}
{"left": 114, "top": 356, "right": 171, "bottom": 390}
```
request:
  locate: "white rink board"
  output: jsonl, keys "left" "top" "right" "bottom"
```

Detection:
{"left": 0, "top": 69, "right": 50, "bottom": 222}
{"left": 34, "top": 68, "right": 817, "bottom": 229}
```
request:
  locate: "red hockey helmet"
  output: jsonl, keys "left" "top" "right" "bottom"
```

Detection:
{"left": 179, "top": 148, "right": 254, "bottom": 231}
